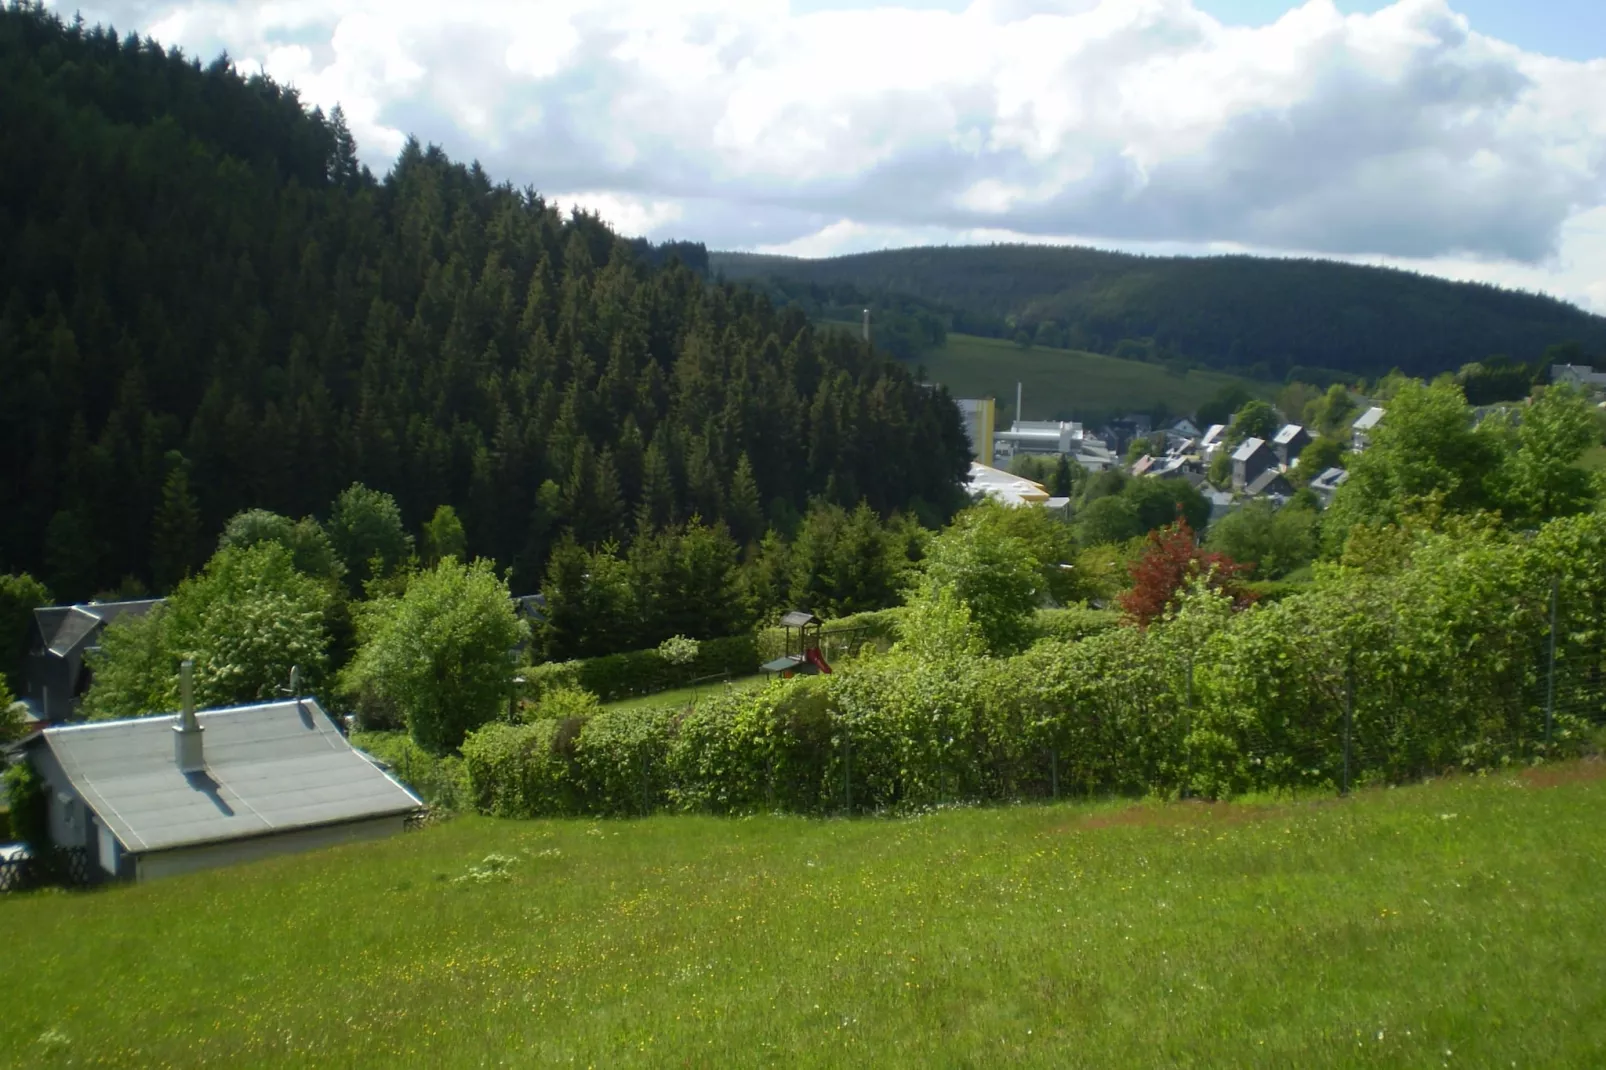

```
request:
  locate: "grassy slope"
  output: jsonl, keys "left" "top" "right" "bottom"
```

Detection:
{"left": 916, "top": 331, "right": 1271, "bottom": 422}
{"left": 603, "top": 673, "right": 768, "bottom": 711}
{"left": 5, "top": 764, "right": 1606, "bottom": 1067}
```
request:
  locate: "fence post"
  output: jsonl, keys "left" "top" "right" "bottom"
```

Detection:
{"left": 1049, "top": 748, "right": 1059, "bottom": 800}
{"left": 1546, "top": 575, "right": 1559, "bottom": 747}
{"left": 843, "top": 720, "right": 853, "bottom": 815}
{"left": 1342, "top": 649, "right": 1354, "bottom": 797}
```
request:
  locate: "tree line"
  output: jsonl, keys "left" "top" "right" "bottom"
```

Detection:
{"left": 709, "top": 245, "right": 1606, "bottom": 383}
{"left": 0, "top": 2, "right": 972, "bottom": 603}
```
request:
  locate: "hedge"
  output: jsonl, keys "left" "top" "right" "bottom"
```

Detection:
{"left": 464, "top": 516, "right": 1606, "bottom": 818}
{"left": 522, "top": 610, "right": 908, "bottom": 706}
{"left": 523, "top": 634, "right": 760, "bottom": 704}
{"left": 1031, "top": 605, "right": 1121, "bottom": 644}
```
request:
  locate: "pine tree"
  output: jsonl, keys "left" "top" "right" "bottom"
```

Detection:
{"left": 150, "top": 451, "right": 201, "bottom": 592}
{"left": 727, "top": 453, "right": 763, "bottom": 547}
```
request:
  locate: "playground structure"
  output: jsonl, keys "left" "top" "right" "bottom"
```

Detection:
{"left": 759, "top": 611, "right": 834, "bottom": 679}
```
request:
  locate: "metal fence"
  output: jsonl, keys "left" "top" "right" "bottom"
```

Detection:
{"left": 0, "top": 847, "right": 91, "bottom": 893}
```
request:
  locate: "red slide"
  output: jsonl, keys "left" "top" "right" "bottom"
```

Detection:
{"left": 804, "top": 648, "right": 833, "bottom": 674}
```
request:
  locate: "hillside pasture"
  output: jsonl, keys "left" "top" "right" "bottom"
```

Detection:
{"left": 2, "top": 765, "right": 1604, "bottom": 1067}
{"left": 832, "top": 327, "right": 1272, "bottom": 423}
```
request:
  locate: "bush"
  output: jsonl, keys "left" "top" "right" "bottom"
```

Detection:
{"left": 529, "top": 685, "right": 601, "bottom": 724}
{"left": 526, "top": 634, "right": 760, "bottom": 704}
{"left": 1032, "top": 605, "right": 1121, "bottom": 644}
{"left": 349, "top": 731, "right": 470, "bottom": 811}
{"left": 3, "top": 761, "right": 49, "bottom": 853}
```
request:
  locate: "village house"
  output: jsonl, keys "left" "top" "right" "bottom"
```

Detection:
{"left": 1271, "top": 424, "right": 1311, "bottom": 467}
{"left": 1231, "top": 437, "right": 1275, "bottom": 491}
{"left": 21, "top": 664, "right": 423, "bottom": 883}
{"left": 24, "top": 598, "right": 165, "bottom": 725}
{"left": 1352, "top": 406, "right": 1385, "bottom": 451}
{"left": 1308, "top": 466, "right": 1349, "bottom": 506}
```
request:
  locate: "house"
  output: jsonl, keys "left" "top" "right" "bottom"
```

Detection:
{"left": 991, "top": 419, "right": 1114, "bottom": 472}
{"left": 1244, "top": 468, "right": 1295, "bottom": 500}
{"left": 25, "top": 599, "right": 165, "bottom": 725}
{"left": 1550, "top": 364, "right": 1606, "bottom": 391}
{"left": 1199, "top": 424, "right": 1227, "bottom": 455}
{"left": 1271, "top": 424, "right": 1311, "bottom": 467}
{"left": 21, "top": 666, "right": 423, "bottom": 883}
{"left": 1308, "top": 466, "right": 1349, "bottom": 505}
{"left": 1151, "top": 455, "right": 1191, "bottom": 480}
{"left": 1201, "top": 486, "right": 1237, "bottom": 523}
{"left": 1351, "top": 406, "right": 1385, "bottom": 451}
{"left": 1231, "top": 437, "right": 1274, "bottom": 491}
{"left": 1169, "top": 417, "right": 1203, "bottom": 440}
{"left": 1130, "top": 454, "right": 1157, "bottom": 477}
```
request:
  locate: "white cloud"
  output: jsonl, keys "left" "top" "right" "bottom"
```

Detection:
{"left": 44, "top": 0, "right": 1606, "bottom": 312}
{"left": 548, "top": 192, "right": 687, "bottom": 237}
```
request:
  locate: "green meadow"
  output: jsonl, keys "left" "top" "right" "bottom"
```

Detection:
{"left": 3, "top": 764, "right": 1604, "bottom": 1067}
{"left": 852, "top": 328, "right": 1272, "bottom": 423}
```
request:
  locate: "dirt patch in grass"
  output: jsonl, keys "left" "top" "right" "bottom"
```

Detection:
{"left": 1518, "top": 757, "right": 1606, "bottom": 790}
{"left": 1066, "top": 799, "right": 1285, "bottom": 834}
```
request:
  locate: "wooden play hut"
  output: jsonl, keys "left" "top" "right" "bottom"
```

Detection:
{"left": 760, "top": 611, "right": 832, "bottom": 678}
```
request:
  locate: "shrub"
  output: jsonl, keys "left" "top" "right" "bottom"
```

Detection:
{"left": 529, "top": 685, "right": 601, "bottom": 724}
{"left": 1032, "top": 605, "right": 1121, "bottom": 644}
{"left": 526, "top": 634, "right": 760, "bottom": 704}
{"left": 350, "top": 731, "right": 470, "bottom": 811}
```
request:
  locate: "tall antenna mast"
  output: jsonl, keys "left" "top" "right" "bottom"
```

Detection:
{"left": 862, "top": 308, "right": 870, "bottom": 343}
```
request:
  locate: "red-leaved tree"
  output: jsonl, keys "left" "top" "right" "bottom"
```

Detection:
{"left": 1119, "top": 518, "right": 1257, "bottom": 627}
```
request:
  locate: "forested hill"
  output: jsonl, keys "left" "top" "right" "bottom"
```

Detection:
{"left": 0, "top": 3, "right": 970, "bottom": 601}
{"left": 710, "top": 245, "right": 1606, "bottom": 383}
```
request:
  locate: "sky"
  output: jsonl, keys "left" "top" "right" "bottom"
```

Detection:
{"left": 46, "top": 0, "right": 1606, "bottom": 313}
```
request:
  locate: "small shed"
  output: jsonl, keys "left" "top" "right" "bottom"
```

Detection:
{"left": 22, "top": 680, "right": 423, "bottom": 883}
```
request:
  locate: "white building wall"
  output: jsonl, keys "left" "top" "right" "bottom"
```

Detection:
{"left": 134, "top": 815, "right": 409, "bottom": 882}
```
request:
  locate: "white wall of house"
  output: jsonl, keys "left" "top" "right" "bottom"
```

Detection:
{"left": 133, "top": 814, "right": 409, "bottom": 882}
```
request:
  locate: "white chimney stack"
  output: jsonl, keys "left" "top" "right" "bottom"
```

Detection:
{"left": 1016, "top": 381, "right": 1024, "bottom": 424}
{"left": 174, "top": 658, "right": 204, "bottom": 773}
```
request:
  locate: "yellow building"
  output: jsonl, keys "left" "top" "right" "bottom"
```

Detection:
{"left": 955, "top": 397, "right": 996, "bottom": 466}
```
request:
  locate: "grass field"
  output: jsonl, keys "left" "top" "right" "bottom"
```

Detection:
{"left": 821, "top": 322, "right": 1273, "bottom": 423}
{"left": 922, "top": 333, "right": 1273, "bottom": 423}
{"left": 603, "top": 673, "right": 768, "bottom": 711}
{"left": 4, "top": 761, "right": 1605, "bottom": 1066}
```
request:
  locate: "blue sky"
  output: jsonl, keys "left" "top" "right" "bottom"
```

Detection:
{"left": 51, "top": 0, "right": 1606, "bottom": 312}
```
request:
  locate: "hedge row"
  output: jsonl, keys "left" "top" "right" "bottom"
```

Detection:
{"left": 523, "top": 634, "right": 761, "bottom": 703}
{"left": 462, "top": 515, "right": 1606, "bottom": 817}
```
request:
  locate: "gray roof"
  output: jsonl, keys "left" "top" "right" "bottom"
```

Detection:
{"left": 1273, "top": 424, "right": 1307, "bottom": 445}
{"left": 1245, "top": 469, "right": 1294, "bottom": 497}
{"left": 779, "top": 611, "right": 823, "bottom": 628}
{"left": 1310, "top": 466, "right": 1349, "bottom": 491}
{"left": 1231, "top": 437, "right": 1267, "bottom": 462}
{"left": 1199, "top": 424, "right": 1227, "bottom": 446}
{"left": 34, "top": 700, "right": 422, "bottom": 855}
{"left": 1352, "top": 406, "right": 1385, "bottom": 431}
{"left": 35, "top": 599, "right": 165, "bottom": 658}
